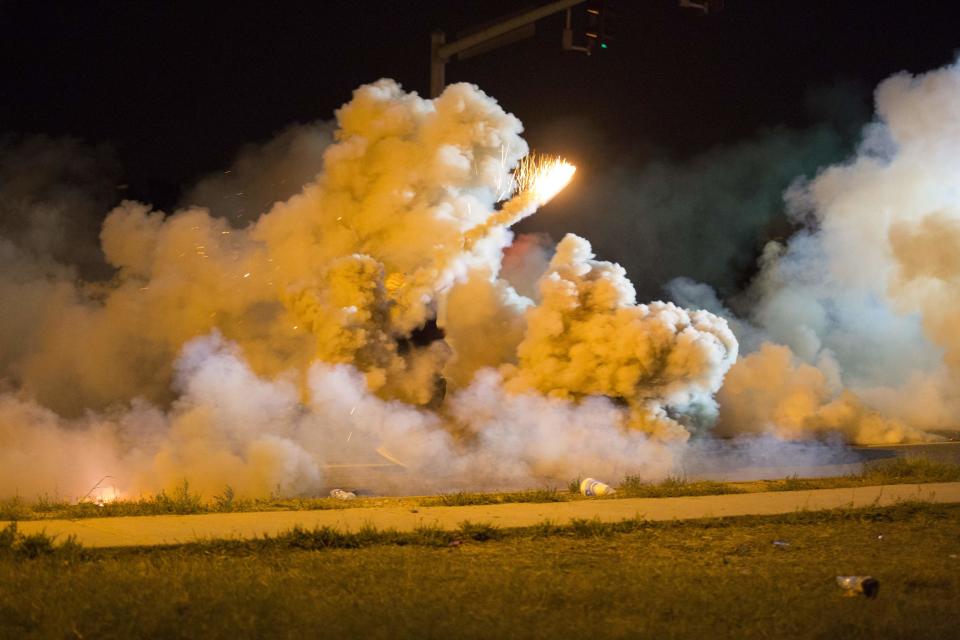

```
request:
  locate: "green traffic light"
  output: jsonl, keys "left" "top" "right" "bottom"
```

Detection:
{"left": 600, "top": 43, "right": 608, "bottom": 49}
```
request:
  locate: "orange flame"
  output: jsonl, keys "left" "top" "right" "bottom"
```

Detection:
{"left": 514, "top": 153, "right": 576, "bottom": 205}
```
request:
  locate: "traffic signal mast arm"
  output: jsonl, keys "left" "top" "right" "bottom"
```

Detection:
{"left": 430, "top": 0, "right": 587, "bottom": 97}
{"left": 430, "top": 1, "right": 716, "bottom": 97}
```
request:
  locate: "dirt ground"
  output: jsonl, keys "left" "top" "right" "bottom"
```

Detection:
{"left": 4, "top": 482, "right": 959, "bottom": 548}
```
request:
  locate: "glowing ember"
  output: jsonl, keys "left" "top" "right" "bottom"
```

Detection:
{"left": 93, "top": 488, "right": 122, "bottom": 506}
{"left": 87, "top": 487, "right": 123, "bottom": 506}
{"left": 514, "top": 153, "right": 576, "bottom": 205}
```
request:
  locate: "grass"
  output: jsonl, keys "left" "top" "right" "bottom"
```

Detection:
{"left": 2, "top": 458, "right": 959, "bottom": 522}
{"left": 0, "top": 480, "right": 416, "bottom": 521}
{"left": 0, "top": 522, "right": 84, "bottom": 561}
{"left": 419, "top": 488, "right": 566, "bottom": 507}
{"left": 617, "top": 474, "right": 747, "bottom": 498}
{"left": 759, "top": 457, "right": 960, "bottom": 492}
{"left": 0, "top": 502, "right": 957, "bottom": 638}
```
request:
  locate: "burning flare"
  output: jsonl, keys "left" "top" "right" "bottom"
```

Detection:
{"left": 463, "top": 152, "right": 578, "bottom": 252}
{"left": 514, "top": 153, "right": 576, "bottom": 205}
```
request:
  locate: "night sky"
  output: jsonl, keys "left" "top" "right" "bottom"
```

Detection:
{"left": 3, "top": 0, "right": 960, "bottom": 296}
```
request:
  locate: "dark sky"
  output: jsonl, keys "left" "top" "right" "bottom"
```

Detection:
{"left": 2, "top": 0, "right": 960, "bottom": 295}
{"left": 3, "top": 1, "right": 958, "bottom": 196}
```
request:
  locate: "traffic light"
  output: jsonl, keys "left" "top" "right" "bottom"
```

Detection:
{"left": 562, "top": 1, "right": 614, "bottom": 55}
{"left": 584, "top": 1, "right": 614, "bottom": 52}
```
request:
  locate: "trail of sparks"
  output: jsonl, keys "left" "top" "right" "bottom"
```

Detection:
{"left": 462, "top": 154, "right": 577, "bottom": 253}
{"left": 514, "top": 153, "right": 576, "bottom": 205}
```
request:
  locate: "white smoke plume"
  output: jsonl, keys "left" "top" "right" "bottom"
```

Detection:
{"left": 676, "top": 59, "right": 960, "bottom": 443}
{"left": 0, "top": 79, "right": 736, "bottom": 499}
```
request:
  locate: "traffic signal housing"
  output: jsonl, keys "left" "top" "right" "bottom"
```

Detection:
{"left": 563, "top": 1, "right": 614, "bottom": 55}
{"left": 584, "top": 1, "right": 614, "bottom": 52}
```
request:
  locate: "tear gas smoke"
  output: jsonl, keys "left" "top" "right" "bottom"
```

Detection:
{"left": 3, "top": 59, "right": 959, "bottom": 500}
{"left": 0, "top": 80, "right": 732, "bottom": 498}
{"left": 676, "top": 59, "right": 960, "bottom": 444}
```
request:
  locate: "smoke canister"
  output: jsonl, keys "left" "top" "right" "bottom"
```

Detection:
{"left": 836, "top": 576, "right": 879, "bottom": 598}
{"left": 580, "top": 477, "right": 616, "bottom": 497}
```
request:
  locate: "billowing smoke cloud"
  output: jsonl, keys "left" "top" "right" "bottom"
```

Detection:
{"left": 505, "top": 234, "right": 737, "bottom": 441}
{"left": 0, "top": 79, "right": 735, "bottom": 499}
{"left": 677, "top": 59, "right": 960, "bottom": 442}
{"left": 7, "top": 59, "right": 958, "bottom": 500}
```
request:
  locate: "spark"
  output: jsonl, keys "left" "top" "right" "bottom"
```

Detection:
{"left": 513, "top": 153, "right": 576, "bottom": 205}
{"left": 93, "top": 487, "right": 123, "bottom": 506}
{"left": 461, "top": 153, "right": 577, "bottom": 252}
{"left": 80, "top": 475, "right": 122, "bottom": 506}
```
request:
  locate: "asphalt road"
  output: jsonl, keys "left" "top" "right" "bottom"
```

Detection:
{"left": 7, "top": 482, "right": 959, "bottom": 548}
{"left": 856, "top": 441, "right": 960, "bottom": 465}
{"left": 320, "top": 440, "right": 960, "bottom": 491}
{"left": 676, "top": 439, "right": 960, "bottom": 483}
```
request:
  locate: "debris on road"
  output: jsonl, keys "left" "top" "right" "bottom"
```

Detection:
{"left": 836, "top": 575, "right": 879, "bottom": 598}
{"left": 580, "top": 477, "right": 616, "bottom": 497}
{"left": 772, "top": 540, "right": 790, "bottom": 548}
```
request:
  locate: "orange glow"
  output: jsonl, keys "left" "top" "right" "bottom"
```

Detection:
{"left": 514, "top": 153, "right": 576, "bottom": 205}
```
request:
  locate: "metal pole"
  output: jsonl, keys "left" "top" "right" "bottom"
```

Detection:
{"left": 430, "top": 0, "right": 586, "bottom": 97}
{"left": 430, "top": 30, "right": 447, "bottom": 98}
{"left": 437, "top": 0, "right": 586, "bottom": 61}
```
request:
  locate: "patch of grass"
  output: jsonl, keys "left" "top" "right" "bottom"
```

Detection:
{"left": 1, "top": 503, "right": 957, "bottom": 639}
{"left": 271, "top": 522, "right": 468, "bottom": 550}
{"left": 212, "top": 485, "right": 236, "bottom": 511}
{"left": 618, "top": 474, "right": 748, "bottom": 498}
{"left": 0, "top": 497, "right": 32, "bottom": 521}
{"left": 419, "top": 492, "right": 500, "bottom": 507}
{"left": 4, "top": 459, "right": 959, "bottom": 523}
{"left": 863, "top": 456, "right": 960, "bottom": 483}
{"left": 763, "top": 457, "right": 960, "bottom": 492}
{"left": 457, "top": 520, "right": 501, "bottom": 541}
{"left": 529, "top": 518, "right": 564, "bottom": 538}
{"left": 419, "top": 488, "right": 566, "bottom": 507}
{"left": 148, "top": 480, "right": 206, "bottom": 514}
{"left": 568, "top": 517, "right": 616, "bottom": 537}
{"left": 0, "top": 523, "right": 84, "bottom": 561}
{"left": 0, "top": 482, "right": 394, "bottom": 521}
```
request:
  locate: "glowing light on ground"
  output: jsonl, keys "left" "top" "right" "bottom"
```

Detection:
{"left": 91, "top": 487, "right": 123, "bottom": 506}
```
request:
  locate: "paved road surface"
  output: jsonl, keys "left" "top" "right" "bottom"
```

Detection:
{"left": 676, "top": 439, "right": 960, "bottom": 482}
{"left": 857, "top": 440, "right": 960, "bottom": 465}
{"left": 6, "top": 482, "right": 959, "bottom": 549}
